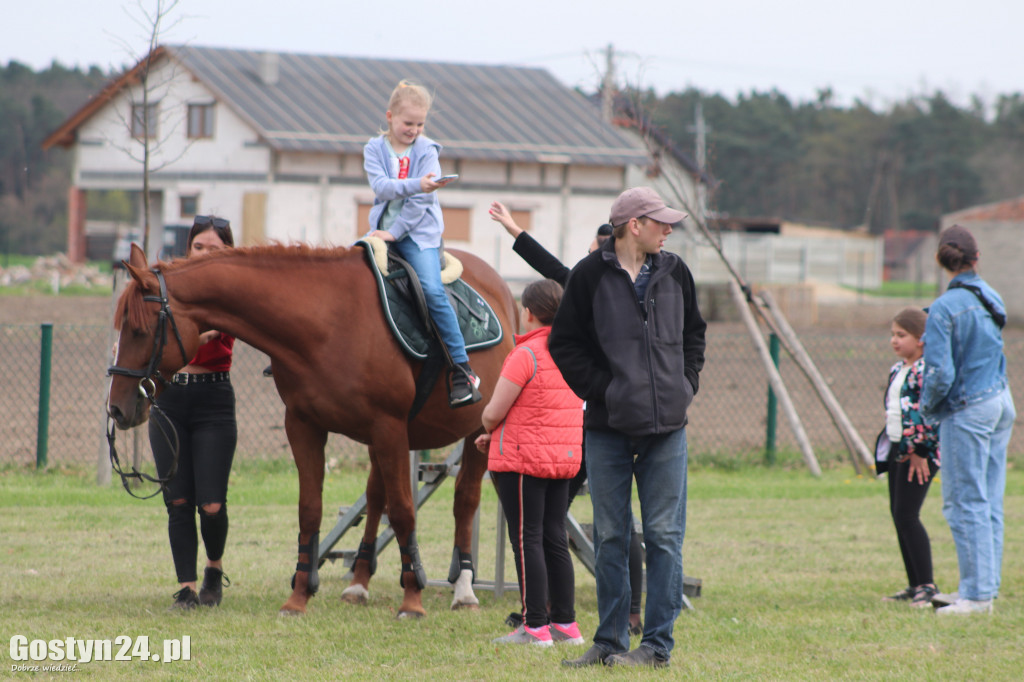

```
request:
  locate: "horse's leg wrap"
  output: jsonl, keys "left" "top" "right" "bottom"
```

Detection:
{"left": 398, "top": 532, "right": 427, "bottom": 590}
{"left": 356, "top": 540, "right": 378, "bottom": 576}
{"left": 291, "top": 531, "right": 320, "bottom": 595}
{"left": 447, "top": 547, "right": 475, "bottom": 584}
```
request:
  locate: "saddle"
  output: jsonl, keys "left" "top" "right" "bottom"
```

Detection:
{"left": 357, "top": 237, "right": 503, "bottom": 420}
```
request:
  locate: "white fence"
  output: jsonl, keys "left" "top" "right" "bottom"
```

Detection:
{"left": 669, "top": 230, "right": 882, "bottom": 290}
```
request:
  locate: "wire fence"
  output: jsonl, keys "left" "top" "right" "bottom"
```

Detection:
{"left": 3, "top": 322, "right": 1023, "bottom": 473}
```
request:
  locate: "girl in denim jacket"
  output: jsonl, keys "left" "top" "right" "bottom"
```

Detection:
{"left": 878, "top": 307, "right": 940, "bottom": 607}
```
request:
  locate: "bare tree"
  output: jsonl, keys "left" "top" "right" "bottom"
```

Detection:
{"left": 108, "top": 0, "right": 187, "bottom": 257}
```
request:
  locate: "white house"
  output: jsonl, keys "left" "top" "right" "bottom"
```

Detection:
{"left": 44, "top": 45, "right": 702, "bottom": 285}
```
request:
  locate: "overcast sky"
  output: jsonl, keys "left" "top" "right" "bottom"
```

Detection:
{"left": 3, "top": 0, "right": 1021, "bottom": 111}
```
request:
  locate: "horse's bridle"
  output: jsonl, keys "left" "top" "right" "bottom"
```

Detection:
{"left": 106, "top": 269, "right": 188, "bottom": 499}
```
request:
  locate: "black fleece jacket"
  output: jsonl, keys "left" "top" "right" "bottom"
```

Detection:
{"left": 549, "top": 238, "right": 706, "bottom": 436}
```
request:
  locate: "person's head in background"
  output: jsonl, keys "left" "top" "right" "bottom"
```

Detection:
{"left": 187, "top": 215, "right": 233, "bottom": 257}
{"left": 521, "top": 279, "right": 563, "bottom": 330}
{"left": 891, "top": 307, "right": 926, "bottom": 364}
{"left": 935, "top": 224, "right": 978, "bottom": 275}
{"left": 588, "top": 223, "right": 613, "bottom": 253}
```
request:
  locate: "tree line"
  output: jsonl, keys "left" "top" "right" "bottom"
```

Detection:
{"left": 644, "top": 87, "right": 1024, "bottom": 233}
{"left": 2, "top": 59, "right": 1023, "bottom": 255}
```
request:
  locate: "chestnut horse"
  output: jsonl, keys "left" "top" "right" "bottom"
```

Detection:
{"left": 106, "top": 242, "right": 517, "bottom": 617}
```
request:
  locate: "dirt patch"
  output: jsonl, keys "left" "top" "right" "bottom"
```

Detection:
{"left": 0, "top": 295, "right": 114, "bottom": 326}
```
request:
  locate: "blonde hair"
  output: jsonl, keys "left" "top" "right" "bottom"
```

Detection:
{"left": 388, "top": 80, "right": 432, "bottom": 114}
{"left": 379, "top": 80, "right": 433, "bottom": 136}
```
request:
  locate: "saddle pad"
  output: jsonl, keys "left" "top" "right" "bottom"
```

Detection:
{"left": 357, "top": 239, "right": 504, "bottom": 360}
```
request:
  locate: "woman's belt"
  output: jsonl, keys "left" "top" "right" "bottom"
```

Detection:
{"left": 171, "top": 371, "right": 230, "bottom": 385}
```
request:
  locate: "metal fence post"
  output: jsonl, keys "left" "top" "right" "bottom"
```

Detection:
{"left": 765, "top": 333, "right": 779, "bottom": 465}
{"left": 36, "top": 323, "right": 53, "bottom": 469}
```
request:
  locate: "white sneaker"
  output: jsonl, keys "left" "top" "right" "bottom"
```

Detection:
{"left": 935, "top": 598, "right": 993, "bottom": 615}
{"left": 930, "top": 591, "right": 958, "bottom": 608}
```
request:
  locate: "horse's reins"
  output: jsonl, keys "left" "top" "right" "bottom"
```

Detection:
{"left": 106, "top": 269, "right": 188, "bottom": 499}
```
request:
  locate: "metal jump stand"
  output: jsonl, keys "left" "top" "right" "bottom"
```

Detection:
{"left": 317, "top": 441, "right": 701, "bottom": 608}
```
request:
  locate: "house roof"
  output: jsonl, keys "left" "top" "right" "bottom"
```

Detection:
{"left": 883, "top": 230, "right": 932, "bottom": 265}
{"left": 944, "top": 195, "right": 1024, "bottom": 223}
{"left": 44, "top": 45, "right": 650, "bottom": 168}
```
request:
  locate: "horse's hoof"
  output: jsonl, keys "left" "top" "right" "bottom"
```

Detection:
{"left": 278, "top": 606, "right": 305, "bottom": 617}
{"left": 450, "top": 601, "right": 480, "bottom": 611}
{"left": 396, "top": 610, "right": 426, "bottom": 620}
{"left": 340, "top": 584, "right": 369, "bottom": 605}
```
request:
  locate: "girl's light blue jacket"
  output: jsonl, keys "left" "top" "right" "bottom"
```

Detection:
{"left": 920, "top": 271, "right": 1009, "bottom": 424}
{"left": 363, "top": 134, "right": 445, "bottom": 249}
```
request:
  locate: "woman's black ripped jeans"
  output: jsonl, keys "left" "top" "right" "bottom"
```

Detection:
{"left": 150, "top": 381, "right": 237, "bottom": 584}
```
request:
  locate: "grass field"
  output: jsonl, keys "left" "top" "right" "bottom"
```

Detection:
{"left": 3, "top": 460, "right": 1023, "bottom": 680}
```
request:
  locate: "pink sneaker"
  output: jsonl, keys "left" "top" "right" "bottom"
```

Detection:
{"left": 492, "top": 624, "right": 553, "bottom": 646}
{"left": 550, "top": 621, "right": 585, "bottom": 645}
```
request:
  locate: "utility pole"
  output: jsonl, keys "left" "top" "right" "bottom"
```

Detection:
{"left": 687, "top": 100, "right": 710, "bottom": 220}
{"left": 601, "top": 43, "right": 616, "bottom": 123}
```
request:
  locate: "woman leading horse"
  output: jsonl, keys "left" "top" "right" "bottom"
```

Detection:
{"left": 107, "top": 242, "right": 517, "bottom": 617}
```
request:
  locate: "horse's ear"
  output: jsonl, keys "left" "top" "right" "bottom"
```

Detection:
{"left": 124, "top": 243, "right": 158, "bottom": 291}
{"left": 128, "top": 242, "right": 147, "bottom": 269}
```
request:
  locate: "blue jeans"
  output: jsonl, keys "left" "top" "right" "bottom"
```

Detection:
{"left": 585, "top": 428, "right": 687, "bottom": 659}
{"left": 392, "top": 238, "right": 468, "bottom": 364}
{"left": 939, "top": 387, "right": 1015, "bottom": 600}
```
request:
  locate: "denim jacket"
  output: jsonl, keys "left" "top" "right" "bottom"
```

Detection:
{"left": 920, "top": 271, "right": 1008, "bottom": 424}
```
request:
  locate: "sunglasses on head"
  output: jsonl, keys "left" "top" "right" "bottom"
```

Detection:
{"left": 193, "top": 215, "right": 230, "bottom": 228}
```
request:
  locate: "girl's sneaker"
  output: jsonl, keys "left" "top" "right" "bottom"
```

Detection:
{"left": 492, "top": 624, "right": 553, "bottom": 646}
{"left": 550, "top": 621, "right": 585, "bottom": 645}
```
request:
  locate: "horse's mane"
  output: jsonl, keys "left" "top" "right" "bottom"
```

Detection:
{"left": 159, "top": 242, "right": 357, "bottom": 272}
{"left": 113, "top": 243, "right": 359, "bottom": 332}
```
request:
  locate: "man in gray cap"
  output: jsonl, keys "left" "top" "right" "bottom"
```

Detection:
{"left": 550, "top": 186, "right": 706, "bottom": 668}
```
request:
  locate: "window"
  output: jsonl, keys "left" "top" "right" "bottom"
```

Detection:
{"left": 441, "top": 207, "right": 470, "bottom": 242}
{"left": 355, "top": 203, "right": 476, "bottom": 242}
{"left": 509, "top": 209, "right": 532, "bottom": 232}
{"left": 187, "top": 103, "right": 215, "bottom": 139}
{"left": 131, "top": 102, "right": 158, "bottom": 139}
{"left": 179, "top": 195, "right": 198, "bottom": 218}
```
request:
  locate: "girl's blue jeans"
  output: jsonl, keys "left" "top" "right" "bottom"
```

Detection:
{"left": 392, "top": 238, "right": 468, "bottom": 364}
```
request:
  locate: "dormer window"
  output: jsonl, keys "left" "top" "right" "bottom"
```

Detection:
{"left": 187, "top": 103, "right": 215, "bottom": 139}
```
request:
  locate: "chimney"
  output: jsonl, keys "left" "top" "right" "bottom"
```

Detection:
{"left": 259, "top": 52, "right": 279, "bottom": 86}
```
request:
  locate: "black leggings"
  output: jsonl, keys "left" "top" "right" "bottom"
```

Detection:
{"left": 887, "top": 456, "right": 939, "bottom": 588}
{"left": 492, "top": 471, "right": 576, "bottom": 628}
{"left": 150, "top": 381, "right": 237, "bottom": 584}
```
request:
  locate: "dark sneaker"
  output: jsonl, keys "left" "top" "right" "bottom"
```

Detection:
{"left": 449, "top": 364, "right": 481, "bottom": 408}
{"left": 561, "top": 644, "right": 610, "bottom": 668}
{"left": 606, "top": 645, "right": 669, "bottom": 668}
{"left": 881, "top": 586, "right": 914, "bottom": 602}
{"left": 910, "top": 584, "right": 938, "bottom": 608}
{"left": 170, "top": 587, "right": 199, "bottom": 611}
{"left": 199, "top": 567, "right": 230, "bottom": 607}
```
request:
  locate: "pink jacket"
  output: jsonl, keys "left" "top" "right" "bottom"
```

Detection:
{"left": 487, "top": 326, "right": 583, "bottom": 479}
